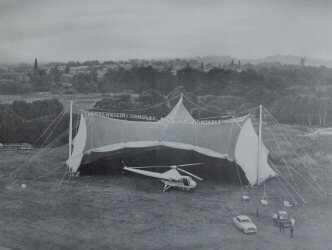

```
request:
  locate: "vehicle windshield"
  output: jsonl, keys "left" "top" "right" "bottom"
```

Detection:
{"left": 240, "top": 219, "right": 250, "bottom": 223}
{"left": 280, "top": 214, "right": 288, "bottom": 219}
{"left": 182, "top": 178, "right": 189, "bottom": 186}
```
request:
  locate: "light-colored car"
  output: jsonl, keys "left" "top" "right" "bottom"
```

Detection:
{"left": 232, "top": 215, "right": 258, "bottom": 234}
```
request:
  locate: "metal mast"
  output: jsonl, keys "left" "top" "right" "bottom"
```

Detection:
{"left": 69, "top": 100, "right": 73, "bottom": 158}
{"left": 257, "top": 105, "right": 262, "bottom": 184}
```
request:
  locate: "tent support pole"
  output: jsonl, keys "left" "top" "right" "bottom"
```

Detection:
{"left": 69, "top": 100, "right": 73, "bottom": 158}
{"left": 257, "top": 105, "right": 262, "bottom": 185}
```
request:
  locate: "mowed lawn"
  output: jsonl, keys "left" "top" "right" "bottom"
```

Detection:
{"left": 0, "top": 144, "right": 331, "bottom": 249}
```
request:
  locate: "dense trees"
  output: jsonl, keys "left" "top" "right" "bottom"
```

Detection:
{"left": 72, "top": 73, "right": 98, "bottom": 93}
{"left": 0, "top": 99, "right": 71, "bottom": 146}
{"left": 0, "top": 81, "right": 32, "bottom": 94}
{"left": 30, "top": 69, "right": 52, "bottom": 91}
{"left": 0, "top": 90, "right": 331, "bottom": 147}
{"left": 101, "top": 66, "right": 175, "bottom": 94}
{"left": 93, "top": 90, "right": 169, "bottom": 118}
{"left": 12, "top": 99, "right": 63, "bottom": 120}
{"left": 92, "top": 83, "right": 332, "bottom": 127}
{"left": 2, "top": 62, "right": 332, "bottom": 128}
{"left": 271, "top": 94, "right": 332, "bottom": 126}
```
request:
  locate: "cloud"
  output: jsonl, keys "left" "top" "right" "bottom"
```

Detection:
{"left": 0, "top": 0, "right": 331, "bottom": 63}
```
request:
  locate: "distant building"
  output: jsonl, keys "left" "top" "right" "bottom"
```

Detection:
{"left": 0, "top": 71, "right": 20, "bottom": 81}
{"left": 171, "top": 69, "right": 178, "bottom": 76}
{"left": 230, "top": 59, "right": 235, "bottom": 69}
{"left": 116, "top": 62, "right": 132, "bottom": 70}
{"left": 300, "top": 58, "right": 306, "bottom": 67}
{"left": 60, "top": 82, "right": 73, "bottom": 89}
{"left": 97, "top": 68, "right": 108, "bottom": 79}
{"left": 104, "top": 64, "right": 119, "bottom": 70}
{"left": 57, "top": 65, "right": 67, "bottom": 72}
{"left": 200, "top": 62, "right": 204, "bottom": 71}
{"left": 69, "top": 66, "right": 90, "bottom": 75}
{"left": 62, "top": 73, "right": 75, "bottom": 82}
{"left": 33, "top": 58, "right": 39, "bottom": 75}
{"left": 0, "top": 71, "right": 29, "bottom": 82}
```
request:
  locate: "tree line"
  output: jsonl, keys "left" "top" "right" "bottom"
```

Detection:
{"left": 0, "top": 99, "right": 76, "bottom": 146}
{"left": 1, "top": 63, "right": 332, "bottom": 127}
{"left": 1, "top": 88, "right": 332, "bottom": 146}
{"left": 75, "top": 65, "right": 332, "bottom": 127}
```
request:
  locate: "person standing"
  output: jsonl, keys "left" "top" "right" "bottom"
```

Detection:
{"left": 279, "top": 221, "right": 284, "bottom": 232}
{"left": 290, "top": 224, "right": 294, "bottom": 238}
{"left": 273, "top": 212, "right": 277, "bottom": 226}
{"left": 290, "top": 218, "right": 296, "bottom": 228}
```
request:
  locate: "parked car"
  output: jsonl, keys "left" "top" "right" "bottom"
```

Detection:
{"left": 273, "top": 211, "right": 291, "bottom": 228}
{"left": 0, "top": 143, "right": 34, "bottom": 151}
{"left": 233, "top": 215, "right": 258, "bottom": 234}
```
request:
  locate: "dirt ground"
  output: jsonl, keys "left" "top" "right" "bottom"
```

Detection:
{"left": 0, "top": 148, "right": 331, "bottom": 250}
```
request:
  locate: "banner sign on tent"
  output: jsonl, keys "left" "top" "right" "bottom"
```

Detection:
{"left": 160, "top": 116, "right": 247, "bottom": 125}
{"left": 82, "top": 110, "right": 247, "bottom": 125}
{"left": 83, "top": 111, "right": 157, "bottom": 121}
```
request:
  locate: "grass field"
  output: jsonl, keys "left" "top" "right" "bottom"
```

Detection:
{"left": 0, "top": 123, "right": 331, "bottom": 250}
{"left": 0, "top": 94, "right": 332, "bottom": 249}
{"left": 0, "top": 93, "right": 139, "bottom": 112}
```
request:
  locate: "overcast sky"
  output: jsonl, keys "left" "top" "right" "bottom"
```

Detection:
{"left": 1, "top": 0, "right": 331, "bottom": 63}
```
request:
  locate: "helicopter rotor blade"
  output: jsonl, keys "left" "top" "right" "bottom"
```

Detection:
{"left": 176, "top": 163, "right": 204, "bottom": 167}
{"left": 129, "top": 165, "right": 170, "bottom": 169}
{"left": 130, "top": 163, "right": 203, "bottom": 169}
{"left": 177, "top": 167, "right": 203, "bottom": 181}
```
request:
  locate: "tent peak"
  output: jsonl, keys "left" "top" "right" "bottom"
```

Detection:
{"left": 162, "top": 94, "right": 195, "bottom": 122}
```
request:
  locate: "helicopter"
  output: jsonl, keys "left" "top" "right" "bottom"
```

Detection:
{"left": 123, "top": 162, "right": 204, "bottom": 192}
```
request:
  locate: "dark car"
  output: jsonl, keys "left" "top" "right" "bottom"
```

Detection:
{"left": 273, "top": 211, "right": 291, "bottom": 228}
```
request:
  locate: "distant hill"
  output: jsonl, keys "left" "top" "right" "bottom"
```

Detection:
{"left": 244, "top": 55, "right": 332, "bottom": 68}
{"left": 194, "top": 55, "right": 234, "bottom": 65}
{"left": 194, "top": 55, "right": 332, "bottom": 68}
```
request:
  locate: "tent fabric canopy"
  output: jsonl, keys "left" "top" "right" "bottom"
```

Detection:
{"left": 67, "top": 96, "right": 276, "bottom": 185}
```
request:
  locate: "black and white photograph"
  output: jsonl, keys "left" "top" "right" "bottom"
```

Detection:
{"left": 0, "top": 0, "right": 331, "bottom": 249}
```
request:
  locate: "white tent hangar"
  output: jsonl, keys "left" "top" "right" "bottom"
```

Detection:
{"left": 67, "top": 95, "right": 276, "bottom": 185}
